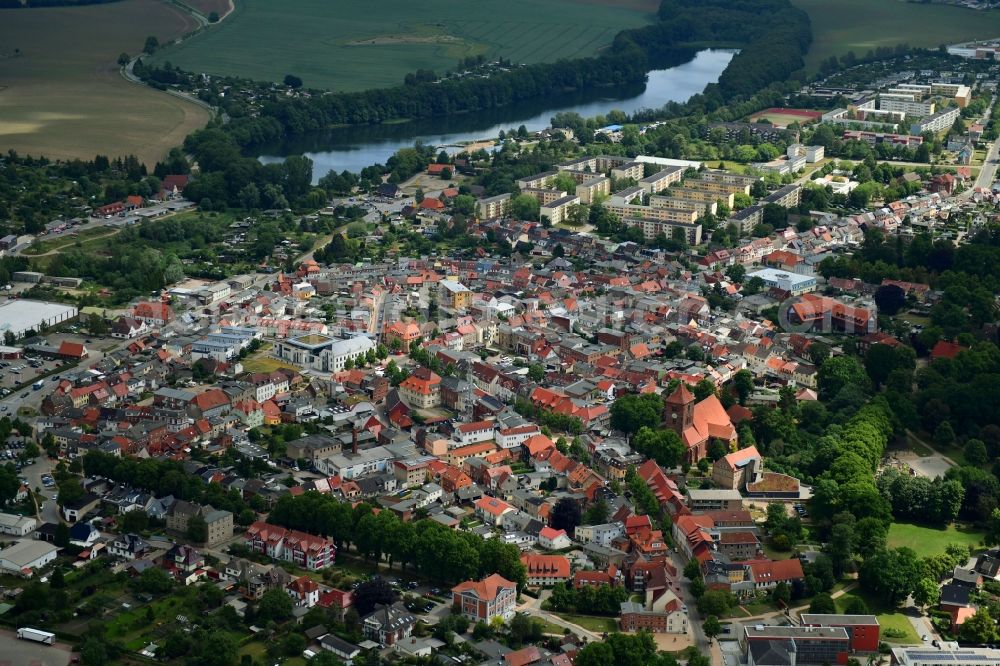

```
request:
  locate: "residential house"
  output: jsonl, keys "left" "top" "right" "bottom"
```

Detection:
{"left": 452, "top": 573, "right": 518, "bottom": 623}
{"left": 537, "top": 527, "right": 572, "bottom": 550}
{"left": 363, "top": 603, "right": 417, "bottom": 646}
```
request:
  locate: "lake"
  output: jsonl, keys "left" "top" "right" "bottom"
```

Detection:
{"left": 258, "top": 49, "right": 735, "bottom": 180}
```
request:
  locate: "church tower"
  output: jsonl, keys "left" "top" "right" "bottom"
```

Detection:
{"left": 663, "top": 383, "right": 696, "bottom": 437}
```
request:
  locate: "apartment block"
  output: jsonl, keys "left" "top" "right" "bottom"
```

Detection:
{"left": 671, "top": 187, "right": 735, "bottom": 207}
{"left": 244, "top": 521, "right": 335, "bottom": 571}
{"left": 520, "top": 188, "right": 567, "bottom": 205}
{"left": 515, "top": 171, "right": 558, "bottom": 190}
{"left": 786, "top": 143, "right": 825, "bottom": 162}
{"left": 685, "top": 175, "right": 754, "bottom": 197}
{"left": 541, "top": 195, "right": 581, "bottom": 224}
{"left": 843, "top": 130, "right": 924, "bottom": 146}
{"left": 638, "top": 166, "right": 685, "bottom": 194}
{"left": 910, "top": 106, "right": 961, "bottom": 135}
{"left": 764, "top": 184, "right": 802, "bottom": 209}
{"left": 879, "top": 93, "right": 935, "bottom": 117}
{"left": 575, "top": 177, "right": 611, "bottom": 204}
{"left": 621, "top": 217, "right": 703, "bottom": 245}
{"left": 476, "top": 193, "right": 511, "bottom": 219}
{"left": 650, "top": 196, "right": 717, "bottom": 216}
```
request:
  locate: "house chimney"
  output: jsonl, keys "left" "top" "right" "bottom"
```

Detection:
{"left": 352, "top": 427, "right": 358, "bottom": 454}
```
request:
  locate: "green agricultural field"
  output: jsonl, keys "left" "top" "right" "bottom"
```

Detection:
{"left": 150, "top": 0, "right": 659, "bottom": 91}
{"left": 793, "top": 0, "right": 1000, "bottom": 71}
{"left": 887, "top": 522, "right": 985, "bottom": 559}
{"left": 0, "top": 0, "right": 210, "bottom": 165}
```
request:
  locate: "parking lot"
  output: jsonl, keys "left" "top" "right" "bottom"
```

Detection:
{"left": 0, "top": 355, "right": 65, "bottom": 397}
{"left": 0, "top": 437, "right": 33, "bottom": 469}
{"left": 0, "top": 628, "right": 74, "bottom": 665}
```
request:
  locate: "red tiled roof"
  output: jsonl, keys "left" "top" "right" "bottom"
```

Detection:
{"left": 931, "top": 340, "right": 964, "bottom": 360}
{"left": 475, "top": 497, "right": 513, "bottom": 516}
{"left": 520, "top": 554, "right": 570, "bottom": 578}
{"left": 747, "top": 558, "right": 804, "bottom": 583}
{"left": 58, "top": 341, "right": 86, "bottom": 358}
{"left": 451, "top": 573, "right": 516, "bottom": 602}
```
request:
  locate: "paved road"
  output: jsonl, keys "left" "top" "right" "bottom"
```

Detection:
{"left": 1, "top": 342, "right": 118, "bottom": 525}
{"left": 10, "top": 202, "right": 196, "bottom": 257}
{"left": 122, "top": 57, "right": 216, "bottom": 117}
{"left": 0, "top": 627, "right": 74, "bottom": 665}
{"left": 22, "top": 455, "right": 61, "bottom": 526}
{"left": 669, "top": 552, "right": 712, "bottom": 654}
{"left": 515, "top": 589, "right": 604, "bottom": 643}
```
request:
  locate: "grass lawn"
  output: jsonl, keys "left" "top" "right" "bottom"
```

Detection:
{"left": 887, "top": 522, "right": 985, "bottom": 559}
{"left": 792, "top": 0, "right": 1000, "bottom": 71}
{"left": 537, "top": 619, "right": 567, "bottom": 635}
{"left": 0, "top": 0, "right": 210, "bottom": 165}
{"left": 554, "top": 613, "right": 619, "bottom": 633}
{"left": 238, "top": 642, "right": 268, "bottom": 660}
{"left": 763, "top": 544, "right": 794, "bottom": 561}
{"left": 151, "top": 0, "right": 659, "bottom": 91}
{"left": 241, "top": 355, "right": 300, "bottom": 374}
{"left": 835, "top": 588, "right": 921, "bottom": 644}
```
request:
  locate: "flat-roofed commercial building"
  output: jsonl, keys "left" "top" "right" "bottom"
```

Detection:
{"left": 746, "top": 268, "right": 817, "bottom": 295}
{"left": 890, "top": 646, "right": 1000, "bottom": 666}
{"left": 274, "top": 334, "right": 376, "bottom": 373}
{"left": 0, "top": 300, "right": 78, "bottom": 339}
{"left": 799, "top": 614, "right": 880, "bottom": 653}
{"left": 744, "top": 625, "right": 850, "bottom": 666}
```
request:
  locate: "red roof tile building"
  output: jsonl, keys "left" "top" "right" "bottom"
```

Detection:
{"left": 746, "top": 558, "right": 805, "bottom": 592}
{"left": 521, "top": 554, "right": 570, "bottom": 586}
{"left": 451, "top": 573, "right": 517, "bottom": 623}
{"left": 244, "top": 521, "right": 335, "bottom": 571}
{"left": 133, "top": 301, "right": 173, "bottom": 327}
{"left": 663, "top": 384, "right": 737, "bottom": 463}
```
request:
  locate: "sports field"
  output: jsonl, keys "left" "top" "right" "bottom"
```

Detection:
{"left": 747, "top": 108, "right": 823, "bottom": 128}
{"left": 886, "top": 522, "right": 984, "bottom": 559}
{"left": 794, "top": 0, "right": 1000, "bottom": 71}
{"left": 149, "top": 0, "right": 659, "bottom": 91}
{"left": 0, "top": 0, "right": 211, "bottom": 165}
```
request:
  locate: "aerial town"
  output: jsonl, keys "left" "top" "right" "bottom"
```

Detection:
{"left": 7, "top": 2, "right": 1000, "bottom": 665}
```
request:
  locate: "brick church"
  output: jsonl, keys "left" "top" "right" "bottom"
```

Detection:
{"left": 663, "top": 384, "right": 737, "bottom": 463}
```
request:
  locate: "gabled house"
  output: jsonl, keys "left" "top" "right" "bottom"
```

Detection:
{"left": 287, "top": 575, "right": 321, "bottom": 608}
{"left": 363, "top": 603, "right": 416, "bottom": 646}
{"left": 108, "top": 533, "right": 150, "bottom": 561}
{"left": 452, "top": 573, "right": 517, "bottom": 623}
